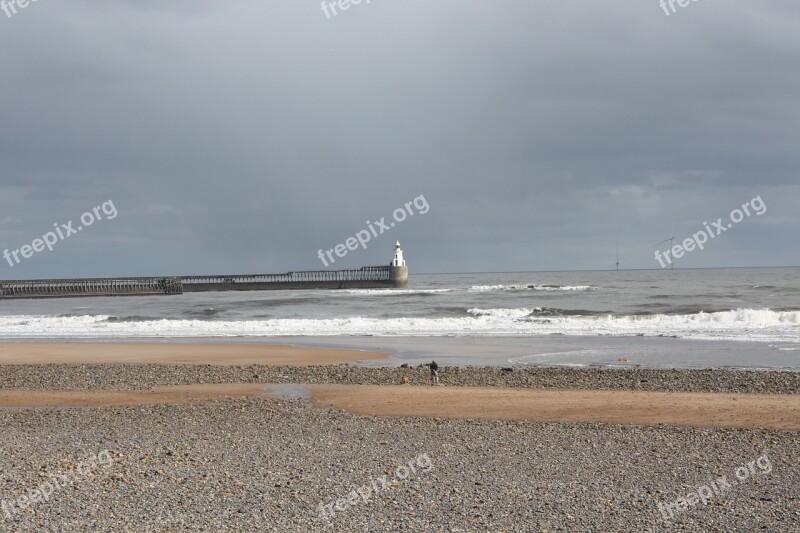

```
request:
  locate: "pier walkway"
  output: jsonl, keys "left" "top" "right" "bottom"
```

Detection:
{"left": 0, "top": 266, "right": 401, "bottom": 299}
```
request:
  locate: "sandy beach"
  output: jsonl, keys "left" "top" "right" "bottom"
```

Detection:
{"left": 1, "top": 383, "right": 798, "bottom": 431}
{"left": 0, "top": 342, "right": 387, "bottom": 366}
{"left": 307, "top": 385, "right": 800, "bottom": 430}
{"left": 0, "top": 342, "right": 797, "bottom": 532}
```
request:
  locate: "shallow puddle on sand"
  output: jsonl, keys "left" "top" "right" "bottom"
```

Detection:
{"left": 260, "top": 384, "right": 311, "bottom": 399}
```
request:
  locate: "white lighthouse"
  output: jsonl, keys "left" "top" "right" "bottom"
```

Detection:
{"left": 391, "top": 241, "right": 406, "bottom": 267}
{"left": 389, "top": 241, "right": 408, "bottom": 287}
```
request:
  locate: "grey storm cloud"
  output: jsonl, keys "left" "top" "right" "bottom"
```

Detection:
{"left": 1, "top": 0, "right": 798, "bottom": 278}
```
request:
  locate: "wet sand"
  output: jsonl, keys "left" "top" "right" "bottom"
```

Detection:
{"left": 1, "top": 383, "right": 797, "bottom": 430}
{"left": 0, "top": 342, "right": 796, "bottom": 429}
{"left": 0, "top": 342, "right": 387, "bottom": 366}
{"left": 0, "top": 383, "right": 271, "bottom": 408}
{"left": 307, "top": 384, "right": 800, "bottom": 430}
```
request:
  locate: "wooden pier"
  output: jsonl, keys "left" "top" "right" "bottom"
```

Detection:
{"left": 0, "top": 266, "right": 405, "bottom": 300}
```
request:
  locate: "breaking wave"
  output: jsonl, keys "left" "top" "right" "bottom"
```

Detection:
{"left": 468, "top": 284, "right": 597, "bottom": 292}
{"left": 0, "top": 308, "right": 797, "bottom": 342}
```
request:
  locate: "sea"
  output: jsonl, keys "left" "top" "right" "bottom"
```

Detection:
{"left": 1, "top": 267, "right": 798, "bottom": 371}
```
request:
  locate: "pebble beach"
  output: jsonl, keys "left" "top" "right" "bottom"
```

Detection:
{"left": 1, "top": 363, "right": 798, "bottom": 394}
{"left": 0, "top": 362, "right": 798, "bottom": 532}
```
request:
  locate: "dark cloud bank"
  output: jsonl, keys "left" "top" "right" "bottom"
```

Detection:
{"left": 1, "top": 0, "right": 798, "bottom": 277}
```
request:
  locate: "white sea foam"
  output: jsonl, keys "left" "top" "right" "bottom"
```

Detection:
{"left": 340, "top": 285, "right": 594, "bottom": 294}
{"left": 337, "top": 289, "right": 453, "bottom": 295}
{"left": 468, "top": 307, "right": 537, "bottom": 319}
{"left": 0, "top": 308, "right": 797, "bottom": 342}
{"left": 468, "top": 284, "right": 596, "bottom": 292}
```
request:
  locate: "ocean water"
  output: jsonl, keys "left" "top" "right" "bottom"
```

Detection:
{"left": 1, "top": 267, "right": 798, "bottom": 369}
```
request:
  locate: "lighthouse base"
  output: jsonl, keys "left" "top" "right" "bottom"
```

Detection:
{"left": 389, "top": 265, "right": 408, "bottom": 288}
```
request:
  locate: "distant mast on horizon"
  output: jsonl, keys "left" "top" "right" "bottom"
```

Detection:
{"left": 655, "top": 229, "right": 676, "bottom": 270}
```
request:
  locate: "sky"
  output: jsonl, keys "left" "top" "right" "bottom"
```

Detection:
{"left": 1, "top": 0, "right": 798, "bottom": 278}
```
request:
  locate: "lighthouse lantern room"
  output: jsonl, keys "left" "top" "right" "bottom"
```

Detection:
{"left": 391, "top": 241, "right": 406, "bottom": 267}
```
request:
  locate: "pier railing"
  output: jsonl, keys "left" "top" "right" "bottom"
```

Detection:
{"left": 0, "top": 266, "right": 396, "bottom": 299}
{"left": 0, "top": 277, "right": 182, "bottom": 298}
{"left": 180, "top": 266, "right": 391, "bottom": 285}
